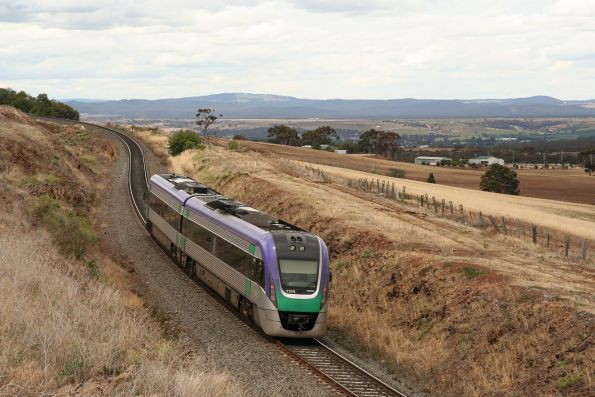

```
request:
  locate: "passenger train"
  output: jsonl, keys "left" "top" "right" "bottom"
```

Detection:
{"left": 146, "top": 173, "right": 330, "bottom": 337}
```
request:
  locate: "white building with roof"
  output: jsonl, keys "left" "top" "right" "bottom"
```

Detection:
{"left": 468, "top": 156, "right": 504, "bottom": 166}
{"left": 414, "top": 156, "right": 451, "bottom": 166}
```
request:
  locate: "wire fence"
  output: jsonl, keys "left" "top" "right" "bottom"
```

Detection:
{"left": 297, "top": 163, "right": 593, "bottom": 265}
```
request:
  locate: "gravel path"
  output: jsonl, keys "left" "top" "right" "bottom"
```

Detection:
{"left": 94, "top": 127, "right": 338, "bottom": 397}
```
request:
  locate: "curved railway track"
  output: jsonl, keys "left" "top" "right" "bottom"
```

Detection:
{"left": 35, "top": 116, "right": 409, "bottom": 397}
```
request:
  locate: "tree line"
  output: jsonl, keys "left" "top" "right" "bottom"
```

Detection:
{"left": 267, "top": 125, "right": 400, "bottom": 158}
{"left": 0, "top": 88, "right": 79, "bottom": 120}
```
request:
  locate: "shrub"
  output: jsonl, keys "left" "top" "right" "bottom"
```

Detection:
{"left": 387, "top": 168, "right": 406, "bottom": 178}
{"left": 427, "top": 173, "right": 436, "bottom": 183}
{"left": 227, "top": 140, "right": 240, "bottom": 151}
{"left": 28, "top": 195, "right": 96, "bottom": 259}
{"left": 462, "top": 267, "right": 483, "bottom": 279}
{"left": 168, "top": 130, "right": 203, "bottom": 156}
{"left": 480, "top": 164, "right": 520, "bottom": 195}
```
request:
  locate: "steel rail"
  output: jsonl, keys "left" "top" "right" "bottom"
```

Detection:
{"left": 279, "top": 338, "right": 408, "bottom": 397}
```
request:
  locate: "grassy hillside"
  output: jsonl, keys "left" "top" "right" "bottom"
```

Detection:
{"left": 0, "top": 107, "right": 244, "bottom": 396}
{"left": 128, "top": 128, "right": 594, "bottom": 396}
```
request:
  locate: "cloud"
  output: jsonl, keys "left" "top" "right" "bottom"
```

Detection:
{"left": 1, "top": 0, "right": 594, "bottom": 100}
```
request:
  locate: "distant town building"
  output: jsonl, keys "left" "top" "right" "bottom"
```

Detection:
{"left": 414, "top": 156, "right": 452, "bottom": 166}
{"left": 319, "top": 144, "right": 330, "bottom": 150}
{"left": 301, "top": 145, "right": 313, "bottom": 149}
{"left": 334, "top": 149, "right": 347, "bottom": 154}
{"left": 468, "top": 156, "right": 505, "bottom": 166}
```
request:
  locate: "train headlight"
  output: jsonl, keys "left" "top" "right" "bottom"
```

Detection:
{"left": 269, "top": 274, "right": 277, "bottom": 307}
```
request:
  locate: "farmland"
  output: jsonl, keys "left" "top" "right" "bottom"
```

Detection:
{"left": 240, "top": 140, "right": 595, "bottom": 205}
{"left": 130, "top": 127, "right": 594, "bottom": 397}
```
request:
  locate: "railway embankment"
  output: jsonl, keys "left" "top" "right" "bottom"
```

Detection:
{"left": 0, "top": 107, "right": 246, "bottom": 396}
{"left": 126, "top": 127, "right": 593, "bottom": 397}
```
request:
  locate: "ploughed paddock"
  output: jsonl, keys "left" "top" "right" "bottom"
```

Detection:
{"left": 147, "top": 173, "right": 331, "bottom": 337}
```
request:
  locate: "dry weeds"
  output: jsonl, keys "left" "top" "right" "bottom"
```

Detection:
{"left": 161, "top": 140, "right": 594, "bottom": 396}
{"left": 0, "top": 108, "right": 246, "bottom": 397}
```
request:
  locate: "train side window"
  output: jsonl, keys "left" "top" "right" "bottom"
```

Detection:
{"left": 149, "top": 192, "right": 180, "bottom": 229}
{"left": 215, "top": 237, "right": 253, "bottom": 278}
{"left": 254, "top": 259, "right": 264, "bottom": 288}
{"left": 182, "top": 219, "right": 213, "bottom": 251}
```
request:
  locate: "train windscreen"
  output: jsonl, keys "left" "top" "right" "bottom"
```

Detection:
{"left": 278, "top": 259, "right": 318, "bottom": 294}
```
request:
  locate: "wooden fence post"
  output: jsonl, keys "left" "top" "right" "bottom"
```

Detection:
{"left": 547, "top": 233, "right": 550, "bottom": 247}
{"left": 441, "top": 199, "right": 445, "bottom": 216}
{"left": 564, "top": 236, "right": 570, "bottom": 257}
{"left": 488, "top": 215, "right": 500, "bottom": 232}
{"left": 582, "top": 240, "right": 589, "bottom": 262}
{"left": 401, "top": 186, "right": 406, "bottom": 202}
{"left": 432, "top": 197, "right": 437, "bottom": 213}
{"left": 449, "top": 201, "right": 454, "bottom": 216}
{"left": 532, "top": 225, "right": 537, "bottom": 243}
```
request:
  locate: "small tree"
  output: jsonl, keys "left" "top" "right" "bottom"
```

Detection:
{"left": 301, "top": 126, "right": 337, "bottom": 148}
{"left": 427, "top": 173, "right": 436, "bottom": 183}
{"left": 195, "top": 108, "right": 221, "bottom": 136}
{"left": 168, "top": 130, "right": 202, "bottom": 156}
{"left": 267, "top": 125, "right": 300, "bottom": 146}
{"left": 358, "top": 129, "right": 400, "bottom": 159}
{"left": 480, "top": 164, "right": 520, "bottom": 195}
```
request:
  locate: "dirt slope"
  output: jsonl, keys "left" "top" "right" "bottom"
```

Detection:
{"left": 0, "top": 107, "right": 246, "bottom": 396}
{"left": 151, "top": 138, "right": 594, "bottom": 397}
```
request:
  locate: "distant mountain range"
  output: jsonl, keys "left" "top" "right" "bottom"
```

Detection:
{"left": 65, "top": 93, "right": 595, "bottom": 119}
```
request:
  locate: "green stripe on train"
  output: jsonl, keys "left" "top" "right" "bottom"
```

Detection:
{"left": 274, "top": 287, "right": 322, "bottom": 313}
{"left": 176, "top": 233, "right": 186, "bottom": 250}
{"left": 245, "top": 279, "right": 251, "bottom": 297}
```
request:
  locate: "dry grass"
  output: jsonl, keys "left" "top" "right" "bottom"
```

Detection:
{"left": 0, "top": 224, "right": 245, "bottom": 397}
{"left": 117, "top": 125, "right": 171, "bottom": 165}
{"left": 298, "top": 161, "right": 595, "bottom": 241}
{"left": 0, "top": 108, "right": 246, "bottom": 397}
{"left": 240, "top": 139, "right": 595, "bottom": 205}
{"left": 158, "top": 139, "right": 595, "bottom": 396}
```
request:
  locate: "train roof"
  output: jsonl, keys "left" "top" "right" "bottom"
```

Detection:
{"left": 151, "top": 173, "right": 303, "bottom": 233}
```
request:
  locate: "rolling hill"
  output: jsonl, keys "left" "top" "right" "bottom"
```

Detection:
{"left": 66, "top": 93, "right": 595, "bottom": 119}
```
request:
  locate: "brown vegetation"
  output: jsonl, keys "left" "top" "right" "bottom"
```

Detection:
{"left": 133, "top": 134, "right": 595, "bottom": 396}
{"left": 240, "top": 140, "right": 595, "bottom": 205}
{"left": 0, "top": 107, "right": 245, "bottom": 396}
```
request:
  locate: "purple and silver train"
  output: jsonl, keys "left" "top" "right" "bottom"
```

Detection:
{"left": 147, "top": 173, "right": 330, "bottom": 337}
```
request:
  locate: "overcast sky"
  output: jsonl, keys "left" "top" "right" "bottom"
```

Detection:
{"left": 1, "top": 0, "right": 594, "bottom": 100}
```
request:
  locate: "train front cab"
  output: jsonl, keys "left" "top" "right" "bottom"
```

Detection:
{"left": 252, "top": 232, "right": 330, "bottom": 338}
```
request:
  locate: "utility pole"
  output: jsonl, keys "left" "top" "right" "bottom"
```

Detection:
{"left": 512, "top": 150, "right": 515, "bottom": 166}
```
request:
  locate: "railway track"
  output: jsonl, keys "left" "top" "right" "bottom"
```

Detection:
{"left": 35, "top": 116, "right": 409, "bottom": 397}
{"left": 279, "top": 339, "right": 407, "bottom": 397}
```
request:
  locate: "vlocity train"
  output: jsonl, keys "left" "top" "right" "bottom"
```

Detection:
{"left": 146, "top": 173, "right": 330, "bottom": 337}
